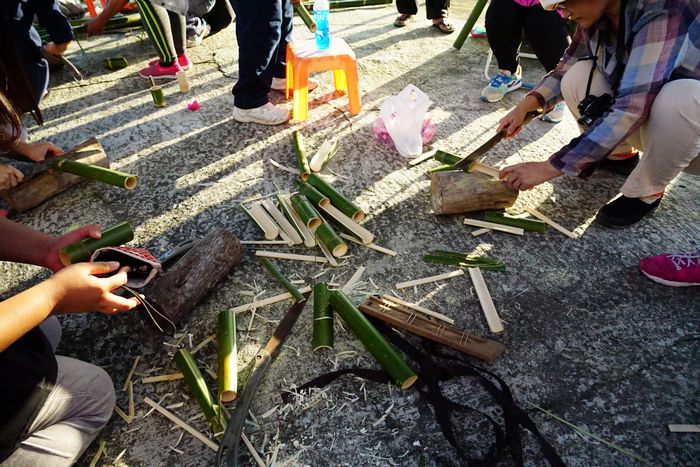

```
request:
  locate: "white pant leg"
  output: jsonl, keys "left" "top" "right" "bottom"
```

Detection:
{"left": 620, "top": 79, "right": 700, "bottom": 198}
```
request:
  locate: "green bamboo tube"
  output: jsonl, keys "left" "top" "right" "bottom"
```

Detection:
{"left": 174, "top": 349, "right": 226, "bottom": 435}
{"left": 315, "top": 222, "right": 347, "bottom": 257}
{"left": 428, "top": 163, "right": 456, "bottom": 174}
{"left": 296, "top": 181, "right": 329, "bottom": 207}
{"left": 293, "top": 3, "right": 317, "bottom": 33}
{"left": 290, "top": 194, "right": 322, "bottom": 231}
{"left": 259, "top": 257, "right": 305, "bottom": 302}
{"left": 312, "top": 283, "right": 333, "bottom": 351}
{"left": 453, "top": 0, "right": 488, "bottom": 50}
{"left": 54, "top": 159, "right": 138, "bottom": 189}
{"left": 306, "top": 173, "right": 365, "bottom": 222}
{"left": 329, "top": 290, "right": 417, "bottom": 389}
{"left": 293, "top": 131, "right": 311, "bottom": 181}
{"left": 58, "top": 221, "right": 134, "bottom": 266}
{"left": 217, "top": 310, "right": 238, "bottom": 403}
{"left": 433, "top": 150, "right": 461, "bottom": 165}
{"left": 105, "top": 57, "right": 128, "bottom": 70}
{"left": 484, "top": 211, "right": 547, "bottom": 233}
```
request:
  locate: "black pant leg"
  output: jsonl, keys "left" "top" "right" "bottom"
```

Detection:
{"left": 203, "top": 0, "right": 234, "bottom": 35}
{"left": 523, "top": 7, "right": 569, "bottom": 72}
{"left": 425, "top": 0, "right": 449, "bottom": 20}
{"left": 485, "top": 0, "right": 526, "bottom": 74}
{"left": 272, "top": 0, "right": 292, "bottom": 79}
{"left": 396, "top": 0, "right": 418, "bottom": 15}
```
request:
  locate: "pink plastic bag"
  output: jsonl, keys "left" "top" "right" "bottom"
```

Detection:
{"left": 372, "top": 116, "right": 437, "bottom": 152}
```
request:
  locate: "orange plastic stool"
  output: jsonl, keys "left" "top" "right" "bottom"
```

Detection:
{"left": 285, "top": 38, "right": 361, "bottom": 121}
{"left": 84, "top": 0, "right": 107, "bottom": 18}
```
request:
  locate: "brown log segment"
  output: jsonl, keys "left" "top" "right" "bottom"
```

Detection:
{"left": 430, "top": 171, "right": 518, "bottom": 215}
{"left": 145, "top": 228, "right": 244, "bottom": 326}
{"left": 1, "top": 137, "right": 109, "bottom": 213}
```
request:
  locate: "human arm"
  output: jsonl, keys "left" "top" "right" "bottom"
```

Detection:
{"left": 499, "top": 161, "right": 562, "bottom": 191}
{"left": 0, "top": 262, "right": 139, "bottom": 352}
{"left": 0, "top": 165, "right": 24, "bottom": 190}
{"left": 0, "top": 218, "right": 101, "bottom": 272}
{"left": 86, "top": 0, "right": 130, "bottom": 35}
{"left": 7, "top": 140, "right": 64, "bottom": 162}
{"left": 32, "top": 0, "right": 74, "bottom": 48}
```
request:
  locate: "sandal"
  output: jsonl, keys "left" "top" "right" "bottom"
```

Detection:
{"left": 394, "top": 14, "right": 414, "bottom": 28}
{"left": 432, "top": 20, "right": 455, "bottom": 34}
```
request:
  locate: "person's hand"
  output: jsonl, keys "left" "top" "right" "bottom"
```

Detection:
{"left": 497, "top": 95, "right": 541, "bottom": 138}
{"left": 42, "top": 41, "right": 70, "bottom": 58}
{"left": 499, "top": 161, "right": 562, "bottom": 191}
{"left": 15, "top": 141, "right": 64, "bottom": 162}
{"left": 43, "top": 224, "right": 101, "bottom": 272}
{"left": 45, "top": 262, "right": 139, "bottom": 315}
{"left": 0, "top": 165, "right": 23, "bottom": 190}
{"left": 86, "top": 17, "right": 106, "bottom": 36}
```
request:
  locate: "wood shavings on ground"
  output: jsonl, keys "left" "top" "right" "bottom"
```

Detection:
{"left": 88, "top": 439, "right": 106, "bottom": 467}
{"left": 122, "top": 356, "right": 140, "bottom": 391}
{"left": 113, "top": 448, "right": 127, "bottom": 464}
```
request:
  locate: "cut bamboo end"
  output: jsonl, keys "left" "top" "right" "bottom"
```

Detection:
{"left": 467, "top": 267, "right": 504, "bottom": 334}
{"left": 525, "top": 207, "right": 577, "bottom": 239}
{"left": 220, "top": 391, "right": 237, "bottom": 403}
{"left": 339, "top": 233, "right": 397, "bottom": 256}
{"left": 321, "top": 204, "right": 375, "bottom": 244}
{"left": 472, "top": 162, "right": 500, "bottom": 179}
{"left": 261, "top": 199, "right": 303, "bottom": 245}
{"left": 290, "top": 194, "right": 322, "bottom": 231}
{"left": 396, "top": 269, "right": 464, "bottom": 290}
{"left": 124, "top": 176, "right": 138, "bottom": 189}
{"left": 245, "top": 203, "right": 280, "bottom": 240}
{"left": 463, "top": 218, "right": 524, "bottom": 235}
{"left": 401, "top": 375, "right": 418, "bottom": 389}
{"left": 316, "top": 222, "right": 347, "bottom": 257}
{"left": 255, "top": 250, "right": 327, "bottom": 263}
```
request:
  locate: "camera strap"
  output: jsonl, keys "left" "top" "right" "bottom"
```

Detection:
{"left": 583, "top": 0, "right": 628, "bottom": 99}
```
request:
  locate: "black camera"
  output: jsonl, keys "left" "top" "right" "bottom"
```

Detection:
{"left": 577, "top": 93, "right": 614, "bottom": 127}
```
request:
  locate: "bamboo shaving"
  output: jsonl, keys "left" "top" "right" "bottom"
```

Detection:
{"left": 341, "top": 266, "right": 366, "bottom": 294}
{"left": 123, "top": 356, "right": 140, "bottom": 391}
{"left": 190, "top": 334, "right": 216, "bottom": 355}
{"left": 114, "top": 405, "right": 132, "bottom": 424}
{"left": 242, "top": 432, "right": 266, "bottom": 467}
{"left": 88, "top": 440, "right": 106, "bottom": 467}
{"left": 269, "top": 159, "right": 300, "bottom": 174}
{"left": 113, "top": 448, "right": 126, "bottom": 464}
{"left": 143, "top": 397, "right": 218, "bottom": 451}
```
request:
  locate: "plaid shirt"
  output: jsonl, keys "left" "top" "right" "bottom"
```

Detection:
{"left": 530, "top": 0, "right": 700, "bottom": 176}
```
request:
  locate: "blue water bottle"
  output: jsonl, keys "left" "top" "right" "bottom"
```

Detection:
{"left": 313, "top": 0, "right": 330, "bottom": 51}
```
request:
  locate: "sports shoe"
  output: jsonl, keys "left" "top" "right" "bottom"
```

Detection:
{"left": 639, "top": 251, "right": 700, "bottom": 287}
{"left": 139, "top": 61, "right": 183, "bottom": 80}
{"left": 186, "top": 17, "right": 211, "bottom": 47}
{"left": 149, "top": 54, "right": 192, "bottom": 71}
{"left": 594, "top": 194, "right": 662, "bottom": 227}
{"left": 481, "top": 67, "right": 522, "bottom": 103}
{"left": 598, "top": 152, "right": 640, "bottom": 175}
{"left": 540, "top": 102, "right": 567, "bottom": 123}
{"left": 270, "top": 77, "right": 319, "bottom": 93}
{"left": 232, "top": 102, "right": 289, "bottom": 125}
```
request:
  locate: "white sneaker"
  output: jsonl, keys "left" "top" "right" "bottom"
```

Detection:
{"left": 540, "top": 102, "right": 567, "bottom": 123}
{"left": 232, "top": 102, "right": 289, "bottom": 125}
{"left": 480, "top": 66, "right": 523, "bottom": 103}
{"left": 270, "top": 77, "right": 319, "bottom": 92}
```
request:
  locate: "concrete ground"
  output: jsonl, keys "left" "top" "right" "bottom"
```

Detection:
{"left": 1, "top": 1, "right": 698, "bottom": 466}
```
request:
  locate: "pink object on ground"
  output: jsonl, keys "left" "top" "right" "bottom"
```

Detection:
{"left": 148, "top": 54, "right": 192, "bottom": 70}
{"left": 639, "top": 251, "right": 700, "bottom": 287}
{"left": 372, "top": 116, "right": 437, "bottom": 151}
{"left": 187, "top": 100, "right": 200, "bottom": 111}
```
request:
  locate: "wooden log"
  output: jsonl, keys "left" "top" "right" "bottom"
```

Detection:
{"left": 430, "top": 171, "right": 518, "bottom": 215}
{"left": 145, "top": 228, "right": 244, "bottom": 325}
{"left": 1, "top": 137, "right": 109, "bottom": 213}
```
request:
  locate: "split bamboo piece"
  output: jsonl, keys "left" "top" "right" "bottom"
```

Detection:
{"left": 668, "top": 424, "right": 700, "bottom": 433}
{"left": 54, "top": 158, "right": 137, "bottom": 189}
{"left": 58, "top": 221, "right": 134, "bottom": 265}
{"left": 269, "top": 159, "right": 300, "bottom": 174}
{"left": 339, "top": 233, "right": 397, "bottom": 256}
{"left": 143, "top": 397, "right": 218, "bottom": 451}
{"left": 88, "top": 440, "right": 107, "bottom": 467}
{"left": 217, "top": 310, "right": 238, "bottom": 403}
{"left": 191, "top": 334, "right": 216, "bottom": 354}
{"left": 255, "top": 250, "right": 327, "bottom": 264}
{"left": 396, "top": 269, "right": 464, "bottom": 290}
{"left": 316, "top": 236, "right": 339, "bottom": 267}
{"left": 173, "top": 349, "right": 226, "bottom": 434}
{"left": 467, "top": 267, "right": 504, "bottom": 333}
{"left": 278, "top": 194, "right": 316, "bottom": 248}
{"left": 472, "top": 162, "right": 500, "bottom": 179}
{"left": 525, "top": 208, "right": 577, "bottom": 239}
{"left": 409, "top": 148, "right": 438, "bottom": 166}
{"left": 381, "top": 294, "right": 454, "bottom": 325}
{"left": 471, "top": 228, "right": 491, "bottom": 237}
{"left": 231, "top": 286, "right": 313, "bottom": 313}
{"left": 309, "top": 138, "right": 338, "bottom": 172}
{"left": 141, "top": 372, "right": 184, "bottom": 383}
{"left": 320, "top": 204, "right": 375, "bottom": 244}
{"left": 290, "top": 194, "right": 322, "bottom": 231}
{"left": 243, "top": 204, "right": 279, "bottom": 240}
{"left": 315, "top": 222, "right": 347, "bottom": 257}
{"left": 293, "top": 130, "right": 311, "bottom": 181}
{"left": 123, "top": 356, "right": 140, "bottom": 391}
{"left": 297, "top": 180, "right": 328, "bottom": 207}
{"left": 306, "top": 173, "right": 365, "bottom": 222}
{"left": 259, "top": 257, "right": 305, "bottom": 301}
{"left": 341, "top": 266, "right": 366, "bottom": 294}
{"left": 261, "top": 199, "right": 303, "bottom": 245}
{"left": 329, "top": 290, "right": 417, "bottom": 389}
{"left": 464, "top": 219, "right": 524, "bottom": 236}
{"left": 240, "top": 240, "right": 291, "bottom": 245}
{"left": 312, "top": 283, "right": 333, "bottom": 351}
{"left": 484, "top": 211, "right": 546, "bottom": 232}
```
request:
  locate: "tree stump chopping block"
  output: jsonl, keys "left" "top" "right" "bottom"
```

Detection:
{"left": 145, "top": 228, "right": 244, "bottom": 326}
{"left": 431, "top": 171, "right": 518, "bottom": 215}
{"left": 1, "top": 137, "right": 109, "bottom": 213}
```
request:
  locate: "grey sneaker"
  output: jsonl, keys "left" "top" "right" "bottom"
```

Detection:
{"left": 232, "top": 103, "right": 289, "bottom": 125}
{"left": 186, "top": 17, "right": 211, "bottom": 47}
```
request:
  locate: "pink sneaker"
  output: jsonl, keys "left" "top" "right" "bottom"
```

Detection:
{"left": 140, "top": 61, "right": 183, "bottom": 80}
{"left": 148, "top": 54, "right": 191, "bottom": 70}
{"left": 639, "top": 251, "right": 700, "bottom": 287}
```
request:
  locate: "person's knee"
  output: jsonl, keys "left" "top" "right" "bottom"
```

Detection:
{"left": 91, "top": 366, "right": 116, "bottom": 424}
{"left": 652, "top": 79, "right": 700, "bottom": 125}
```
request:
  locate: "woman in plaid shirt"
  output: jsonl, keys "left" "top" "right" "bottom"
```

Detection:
{"left": 497, "top": 0, "right": 699, "bottom": 227}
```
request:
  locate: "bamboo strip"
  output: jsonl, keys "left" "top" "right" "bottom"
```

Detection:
{"left": 278, "top": 194, "right": 316, "bottom": 248}
{"left": 261, "top": 199, "right": 303, "bottom": 245}
{"left": 341, "top": 266, "right": 366, "bottom": 294}
{"left": 268, "top": 159, "right": 300, "bottom": 174}
{"left": 231, "top": 286, "right": 313, "bottom": 313}
{"left": 244, "top": 204, "right": 279, "bottom": 240}
{"left": 143, "top": 397, "right": 218, "bottom": 451}
{"left": 380, "top": 295, "right": 454, "bottom": 325}
{"left": 191, "top": 334, "right": 216, "bottom": 355}
{"left": 525, "top": 208, "right": 577, "bottom": 239}
{"left": 471, "top": 228, "right": 491, "bottom": 236}
{"left": 309, "top": 138, "right": 338, "bottom": 172}
{"left": 88, "top": 440, "right": 106, "bottom": 467}
{"left": 472, "top": 162, "right": 500, "bottom": 179}
{"left": 141, "top": 372, "right": 184, "bottom": 383}
{"left": 241, "top": 433, "right": 266, "bottom": 467}
{"left": 408, "top": 148, "right": 438, "bottom": 166}
{"left": 293, "top": 131, "right": 311, "bottom": 181}
{"left": 255, "top": 250, "right": 327, "bottom": 263}
{"left": 123, "top": 356, "right": 140, "bottom": 391}
{"left": 316, "top": 236, "right": 339, "bottom": 267}
{"left": 467, "top": 267, "right": 504, "bottom": 333}
{"left": 174, "top": 349, "right": 226, "bottom": 434}
{"left": 127, "top": 381, "right": 134, "bottom": 419}
{"left": 114, "top": 405, "right": 132, "bottom": 424}
{"left": 320, "top": 204, "right": 375, "bottom": 244}
{"left": 396, "top": 269, "right": 464, "bottom": 290}
{"left": 217, "top": 310, "right": 238, "bottom": 403}
{"left": 259, "top": 257, "right": 305, "bottom": 301}
{"left": 339, "top": 233, "right": 397, "bottom": 256}
{"left": 484, "top": 211, "right": 547, "bottom": 232}
{"left": 464, "top": 219, "right": 524, "bottom": 236}
{"left": 240, "top": 240, "right": 291, "bottom": 245}
{"left": 668, "top": 424, "right": 700, "bottom": 433}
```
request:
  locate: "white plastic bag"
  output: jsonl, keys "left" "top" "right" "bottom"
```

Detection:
{"left": 379, "top": 84, "right": 431, "bottom": 158}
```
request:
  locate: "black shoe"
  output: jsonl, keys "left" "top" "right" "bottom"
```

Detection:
{"left": 598, "top": 153, "right": 640, "bottom": 175}
{"left": 595, "top": 195, "right": 662, "bottom": 228}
